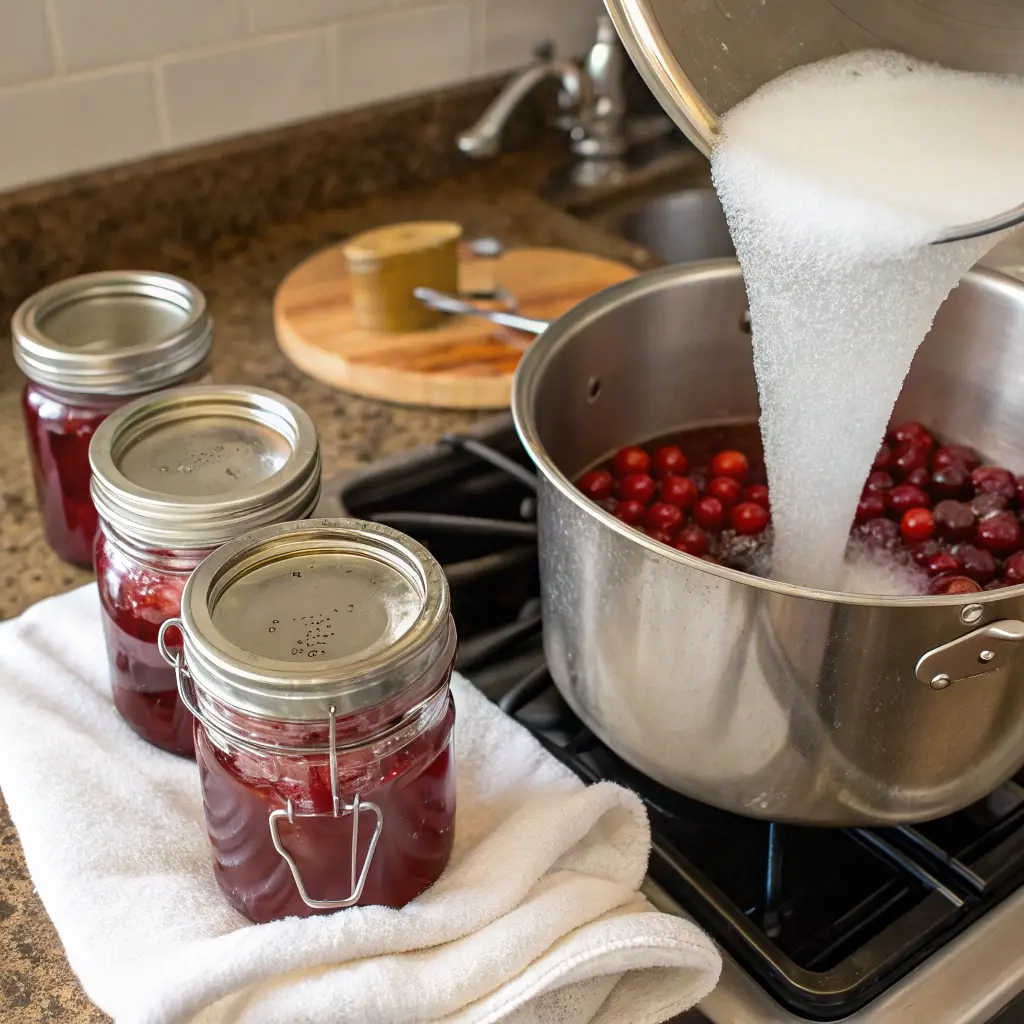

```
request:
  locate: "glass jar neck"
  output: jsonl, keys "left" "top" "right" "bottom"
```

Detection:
{"left": 98, "top": 518, "right": 215, "bottom": 573}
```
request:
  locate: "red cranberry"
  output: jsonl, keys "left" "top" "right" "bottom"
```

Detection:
{"left": 597, "top": 498, "right": 618, "bottom": 515}
{"left": 660, "top": 475, "right": 700, "bottom": 510}
{"left": 890, "top": 422, "right": 935, "bottom": 451}
{"left": 1004, "top": 551, "right": 1024, "bottom": 584}
{"left": 731, "top": 502, "right": 770, "bottom": 536}
{"left": 645, "top": 528, "right": 674, "bottom": 545}
{"left": 894, "top": 443, "right": 930, "bottom": 477}
{"left": 951, "top": 544, "right": 999, "bottom": 585}
{"left": 865, "top": 471, "right": 894, "bottom": 493}
{"left": 674, "top": 525, "right": 710, "bottom": 556}
{"left": 904, "top": 466, "right": 931, "bottom": 489}
{"left": 926, "top": 552, "right": 961, "bottom": 577}
{"left": 985, "top": 579, "right": 1012, "bottom": 591}
{"left": 971, "top": 466, "right": 1017, "bottom": 501}
{"left": 908, "top": 538, "right": 943, "bottom": 567}
{"left": 889, "top": 484, "right": 931, "bottom": 515}
{"left": 1017, "top": 475, "right": 1024, "bottom": 507}
{"left": 743, "top": 484, "right": 770, "bottom": 510}
{"left": 653, "top": 445, "right": 688, "bottom": 479}
{"left": 614, "top": 499, "right": 646, "bottom": 525}
{"left": 578, "top": 469, "right": 615, "bottom": 502}
{"left": 932, "top": 500, "right": 976, "bottom": 541}
{"left": 900, "top": 508, "right": 935, "bottom": 543}
{"left": 928, "top": 575, "right": 982, "bottom": 596}
{"left": 707, "top": 476, "right": 743, "bottom": 507}
{"left": 971, "top": 492, "right": 1008, "bottom": 520}
{"left": 873, "top": 442, "right": 894, "bottom": 471}
{"left": 856, "top": 492, "right": 888, "bottom": 522}
{"left": 933, "top": 444, "right": 979, "bottom": 471}
{"left": 930, "top": 465, "right": 972, "bottom": 501}
{"left": 613, "top": 446, "right": 651, "bottom": 477}
{"left": 976, "top": 511, "right": 1022, "bottom": 556}
{"left": 618, "top": 473, "right": 656, "bottom": 504}
{"left": 644, "top": 502, "right": 684, "bottom": 534}
{"left": 709, "top": 450, "right": 750, "bottom": 483}
{"left": 693, "top": 497, "right": 726, "bottom": 532}
{"left": 859, "top": 517, "right": 900, "bottom": 552}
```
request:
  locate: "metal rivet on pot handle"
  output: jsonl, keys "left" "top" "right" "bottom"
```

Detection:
{"left": 915, "top": 619, "right": 1024, "bottom": 690}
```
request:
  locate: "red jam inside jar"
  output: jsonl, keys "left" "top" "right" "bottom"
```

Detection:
{"left": 21, "top": 384, "right": 125, "bottom": 566}
{"left": 94, "top": 527, "right": 212, "bottom": 756}
{"left": 166, "top": 518, "right": 458, "bottom": 922}
{"left": 12, "top": 272, "right": 213, "bottom": 566}
{"left": 195, "top": 670, "right": 457, "bottom": 922}
{"left": 89, "top": 385, "right": 322, "bottom": 759}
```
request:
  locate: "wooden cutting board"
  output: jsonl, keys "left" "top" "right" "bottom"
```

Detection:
{"left": 274, "top": 243, "right": 637, "bottom": 409}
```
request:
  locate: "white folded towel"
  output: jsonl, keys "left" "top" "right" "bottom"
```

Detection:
{"left": 0, "top": 586, "right": 721, "bottom": 1024}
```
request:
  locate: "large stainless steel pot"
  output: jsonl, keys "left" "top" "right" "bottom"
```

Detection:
{"left": 512, "top": 259, "right": 1024, "bottom": 826}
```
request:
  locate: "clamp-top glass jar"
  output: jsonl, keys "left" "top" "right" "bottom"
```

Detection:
{"left": 90, "top": 385, "right": 321, "bottom": 757}
{"left": 13, "top": 271, "right": 213, "bottom": 566}
{"left": 159, "top": 519, "right": 458, "bottom": 922}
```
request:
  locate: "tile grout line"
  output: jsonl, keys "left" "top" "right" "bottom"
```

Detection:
{"left": 41, "top": 0, "right": 65, "bottom": 75}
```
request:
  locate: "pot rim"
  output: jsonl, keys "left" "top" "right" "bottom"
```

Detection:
{"left": 511, "top": 257, "right": 1024, "bottom": 609}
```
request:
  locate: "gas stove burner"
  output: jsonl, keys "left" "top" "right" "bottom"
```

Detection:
{"left": 320, "top": 414, "right": 1024, "bottom": 1024}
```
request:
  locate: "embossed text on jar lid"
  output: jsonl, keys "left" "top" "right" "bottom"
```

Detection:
{"left": 12, "top": 271, "right": 213, "bottom": 395}
{"left": 90, "top": 384, "right": 321, "bottom": 550}
{"left": 179, "top": 519, "right": 454, "bottom": 720}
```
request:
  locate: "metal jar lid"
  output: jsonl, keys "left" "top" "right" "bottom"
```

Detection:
{"left": 11, "top": 270, "right": 212, "bottom": 395}
{"left": 175, "top": 518, "right": 455, "bottom": 721}
{"left": 90, "top": 384, "right": 322, "bottom": 549}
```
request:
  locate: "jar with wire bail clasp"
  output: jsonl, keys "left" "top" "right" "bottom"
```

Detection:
{"left": 90, "top": 385, "right": 321, "bottom": 757}
{"left": 12, "top": 271, "right": 213, "bottom": 567}
{"left": 158, "top": 519, "right": 458, "bottom": 922}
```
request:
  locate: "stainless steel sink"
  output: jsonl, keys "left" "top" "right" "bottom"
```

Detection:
{"left": 585, "top": 185, "right": 735, "bottom": 264}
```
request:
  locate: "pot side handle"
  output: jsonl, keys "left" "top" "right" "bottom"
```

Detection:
{"left": 916, "top": 618, "right": 1024, "bottom": 691}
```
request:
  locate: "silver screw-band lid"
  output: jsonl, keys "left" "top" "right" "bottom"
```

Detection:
{"left": 177, "top": 518, "right": 455, "bottom": 721}
{"left": 12, "top": 271, "right": 212, "bottom": 395}
{"left": 90, "top": 384, "right": 322, "bottom": 550}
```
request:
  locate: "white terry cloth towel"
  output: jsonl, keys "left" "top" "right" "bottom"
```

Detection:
{"left": 0, "top": 585, "right": 721, "bottom": 1024}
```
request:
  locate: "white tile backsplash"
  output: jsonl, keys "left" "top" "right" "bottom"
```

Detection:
{"left": 251, "top": 0, "right": 382, "bottom": 33}
{"left": 0, "top": 0, "right": 54, "bottom": 87}
{"left": 0, "top": 67, "right": 161, "bottom": 193}
{"left": 160, "top": 31, "right": 329, "bottom": 148}
{"left": 0, "top": 0, "right": 598, "bottom": 193}
{"left": 479, "top": 0, "right": 600, "bottom": 74}
{"left": 51, "top": 0, "right": 248, "bottom": 73}
{"left": 331, "top": 4, "right": 473, "bottom": 110}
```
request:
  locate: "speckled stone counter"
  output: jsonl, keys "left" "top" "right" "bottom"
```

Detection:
{"left": 0, "top": 165, "right": 652, "bottom": 1021}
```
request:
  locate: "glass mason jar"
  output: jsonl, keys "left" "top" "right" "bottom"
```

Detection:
{"left": 159, "top": 519, "right": 458, "bottom": 922}
{"left": 13, "top": 272, "right": 213, "bottom": 566}
{"left": 90, "top": 385, "right": 322, "bottom": 757}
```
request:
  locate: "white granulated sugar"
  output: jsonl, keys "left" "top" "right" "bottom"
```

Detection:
{"left": 841, "top": 542, "right": 927, "bottom": 597}
{"left": 711, "top": 50, "right": 1024, "bottom": 591}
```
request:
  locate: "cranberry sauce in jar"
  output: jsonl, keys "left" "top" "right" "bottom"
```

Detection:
{"left": 90, "top": 385, "right": 322, "bottom": 756}
{"left": 12, "top": 272, "right": 213, "bottom": 566}
{"left": 160, "top": 519, "right": 458, "bottom": 922}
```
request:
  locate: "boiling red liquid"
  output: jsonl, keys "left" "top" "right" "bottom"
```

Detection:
{"left": 94, "top": 530, "right": 207, "bottom": 757}
{"left": 195, "top": 694, "right": 456, "bottom": 923}
{"left": 21, "top": 383, "right": 118, "bottom": 566}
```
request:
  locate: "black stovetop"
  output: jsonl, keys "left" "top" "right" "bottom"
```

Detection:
{"left": 328, "top": 416, "right": 1024, "bottom": 1023}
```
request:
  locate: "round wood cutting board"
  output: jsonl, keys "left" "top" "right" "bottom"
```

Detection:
{"left": 274, "top": 243, "right": 637, "bottom": 409}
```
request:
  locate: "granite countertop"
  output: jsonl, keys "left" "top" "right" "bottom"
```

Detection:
{"left": 0, "top": 165, "right": 652, "bottom": 1021}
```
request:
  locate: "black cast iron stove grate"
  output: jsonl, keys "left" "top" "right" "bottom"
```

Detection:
{"left": 327, "top": 415, "right": 1024, "bottom": 1023}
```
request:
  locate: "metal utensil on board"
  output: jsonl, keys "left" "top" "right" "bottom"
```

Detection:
{"left": 603, "top": 0, "right": 1024, "bottom": 243}
{"left": 413, "top": 288, "right": 549, "bottom": 336}
{"left": 512, "top": 258, "right": 1024, "bottom": 826}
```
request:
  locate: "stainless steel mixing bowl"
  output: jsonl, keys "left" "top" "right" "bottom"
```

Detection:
{"left": 512, "top": 259, "right": 1024, "bottom": 825}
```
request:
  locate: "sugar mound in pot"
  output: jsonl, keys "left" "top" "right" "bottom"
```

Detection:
{"left": 711, "top": 50, "right": 1024, "bottom": 591}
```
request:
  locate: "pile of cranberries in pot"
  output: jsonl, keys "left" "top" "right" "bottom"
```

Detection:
{"left": 575, "top": 421, "right": 1024, "bottom": 596}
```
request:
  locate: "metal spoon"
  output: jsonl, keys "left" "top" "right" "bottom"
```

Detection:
{"left": 413, "top": 287, "right": 549, "bottom": 335}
